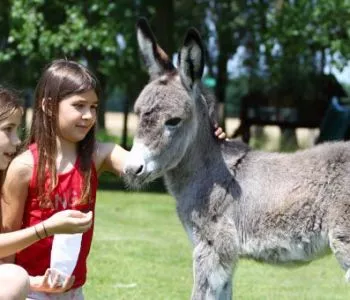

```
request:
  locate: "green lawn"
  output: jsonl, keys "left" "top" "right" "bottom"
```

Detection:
{"left": 85, "top": 191, "right": 350, "bottom": 299}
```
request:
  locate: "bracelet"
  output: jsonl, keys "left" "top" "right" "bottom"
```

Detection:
{"left": 34, "top": 225, "right": 42, "bottom": 240}
{"left": 42, "top": 222, "right": 49, "bottom": 238}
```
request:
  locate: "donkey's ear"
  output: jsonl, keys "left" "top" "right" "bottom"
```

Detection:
{"left": 178, "top": 28, "right": 205, "bottom": 90}
{"left": 136, "top": 18, "right": 175, "bottom": 80}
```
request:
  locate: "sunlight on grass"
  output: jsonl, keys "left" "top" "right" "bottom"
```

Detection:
{"left": 85, "top": 191, "right": 350, "bottom": 299}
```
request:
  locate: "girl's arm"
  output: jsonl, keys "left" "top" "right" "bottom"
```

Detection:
{"left": 93, "top": 128, "right": 224, "bottom": 176}
{"left": 0, "top": 224, "right": 41, "bottom": 259}
{"left": 0, "top": 210, "right": 93, "bottom": 259}
{"left": 1, "top": 151, "right": 33, "bottom": 263}
{"left": 94, "top": 142, "right": 129, "bottom": 175}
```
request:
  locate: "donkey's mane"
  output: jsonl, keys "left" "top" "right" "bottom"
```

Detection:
{"left": 200, "top": 84, "right": 219, "bottom": 126}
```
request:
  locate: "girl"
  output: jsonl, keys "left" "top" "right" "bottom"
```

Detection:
{"left": 0, "top": 87, "right": 93, "bottom": 299}
{"left": 1, "top": 59, "right": 225, "bottom": 299}
{"left": 1, "top": 60, "right": 128, "bottom": 299}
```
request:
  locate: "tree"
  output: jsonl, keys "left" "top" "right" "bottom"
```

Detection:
{"left": 1, "top": 0, "right": 350, "bottom": 148}
{"left": 0, "top": 1, "right": 144, "bottom": 132}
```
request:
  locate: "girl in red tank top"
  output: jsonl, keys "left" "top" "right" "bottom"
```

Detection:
{"left": 1, "top": 60, "right": 129, "bottom": 299}
{"left": 0, "top": 88, "right": 92, "bottom": 300}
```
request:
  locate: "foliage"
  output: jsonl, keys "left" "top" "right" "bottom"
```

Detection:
{"left": 0, "top": 0, "right": 349, "bottom": 131}
{"left": 343, "top": 83, "right": 350, "bottom": 98}
{"left": 2, "top": 1, "right": 132, "bottom": 74}
{"left": 225, "top": 76, "right": 249, "bottom": 117}
{"left": 0, "top": 0, "right": 148, "bottom": 130}
{"left": 96, "top": 129, "right": 125, "bottom": 144}
{"left": 262, "top": 0, "right": 350, "bottom": 84}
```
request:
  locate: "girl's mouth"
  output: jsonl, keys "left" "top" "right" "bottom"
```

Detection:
{"left": 3, "top": 152, "right": 15, "bottom": 159}
{"left": 76, "top": 125, "right": 90, "bottom": 130}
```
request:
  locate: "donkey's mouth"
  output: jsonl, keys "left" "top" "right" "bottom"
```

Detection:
{"left": 123, "top": 146, "right": 164, "bottom": 188}
{"left": 123, "top": 171, "right": 160, "bottom": 190}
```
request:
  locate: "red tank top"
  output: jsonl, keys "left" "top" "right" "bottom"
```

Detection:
{"left": 16, "top": 144, "right": 98, "bottom": 289}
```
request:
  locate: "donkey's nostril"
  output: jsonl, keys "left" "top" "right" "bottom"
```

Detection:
{"left": 136, "top": 165, "right": 144, "bottom": 175}
{"left": 124, "top": 161, "right": 145, "bottom": 176}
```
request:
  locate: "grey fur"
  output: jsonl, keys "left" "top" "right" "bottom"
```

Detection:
{"left": 124, "top": 20, "right": 350, "bottom": 299}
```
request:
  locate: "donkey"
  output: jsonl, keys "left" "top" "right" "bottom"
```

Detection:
{"left": 124, "top": 18, "right": 350, "bottom": 300}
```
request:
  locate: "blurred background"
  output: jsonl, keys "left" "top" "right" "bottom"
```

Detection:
{"left": 1, "top": 0, "right": 350, "bottom": 151}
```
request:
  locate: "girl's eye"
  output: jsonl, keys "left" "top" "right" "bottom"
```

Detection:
{"left": 74, "top": 103, "right": 84, "bottom": 108}
{"left": 3, "top": 126, "right": 12, "bottom": 133}
{"left": 165, "top": 117, "right": 182, "bottom": 127}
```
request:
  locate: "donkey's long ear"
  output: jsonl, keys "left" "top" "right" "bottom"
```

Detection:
{"left": 178, "top": 28, "right": 205, "bottom": 91}
{"left": 136, "top": 18, "right": 175, "bottom": 79}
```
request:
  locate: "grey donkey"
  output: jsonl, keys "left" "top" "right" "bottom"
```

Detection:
{"left": 124, "top": 18, "right": 350, "bottom": 300}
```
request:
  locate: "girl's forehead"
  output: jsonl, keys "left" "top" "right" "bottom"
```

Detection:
{"left": 0, "top": 108, "right": 22, "bottom": 126}
{"left": 62, "top": 90, "right": 99, "bottom": 103}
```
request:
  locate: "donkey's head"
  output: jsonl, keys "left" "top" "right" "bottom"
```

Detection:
{"left": 124, "top": 18, "right": 213, "bottom": 187}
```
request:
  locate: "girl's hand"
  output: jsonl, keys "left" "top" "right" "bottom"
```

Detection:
{"left": 214, "top": 124, "right": 227, "bottom": 140}
{"left": 44, "top": 210, "right": 93, "bottom": 235}
{"left": 30, "top": 268, "right": 74, "bottom": 293}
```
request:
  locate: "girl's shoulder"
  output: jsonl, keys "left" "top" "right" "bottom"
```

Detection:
{"left": 2, "top": 150, "right": 34, "bottom": 213}
{"left": 6, "top": 149, "right": 34, "bottom": 182}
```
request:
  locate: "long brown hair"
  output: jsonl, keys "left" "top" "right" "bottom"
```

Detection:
{"left": 0, "top": 87, "right": 22, "bottom": 191}
{"left": 27, "top": 59, "right": 100, "bottom": 206}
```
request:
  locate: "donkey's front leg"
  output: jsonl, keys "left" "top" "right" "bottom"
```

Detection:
{"left": 191, "top": 240, "right": 237, "bottom": 300}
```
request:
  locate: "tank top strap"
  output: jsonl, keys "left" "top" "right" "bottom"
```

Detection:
{"left": 28, "top": 144, "right": 98, "bottom": 194}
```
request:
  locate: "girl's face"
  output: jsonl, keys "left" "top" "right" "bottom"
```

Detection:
{"left": 57, "top": 89, "right": 98, "bottom": 143}
{"left": 0, "top": 109, "right": 22, "bottom": 170}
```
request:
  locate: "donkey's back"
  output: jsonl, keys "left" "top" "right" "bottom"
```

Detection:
{"left": 226, "top": 140, "right": 350, "bottom": 264}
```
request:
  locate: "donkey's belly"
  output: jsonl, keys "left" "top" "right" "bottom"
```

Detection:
{"left": 240, "top": 232, "right": 330, "bottom": 264}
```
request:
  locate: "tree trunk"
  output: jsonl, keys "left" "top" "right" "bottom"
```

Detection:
{"left": 96, "top": 73, "right": 107, "bottom": 130}
{"left": 215, "top": 50, "right": 228, "bottom": 129}
{"left": 121, "top": 92, "right": 130, "bottom": 150}
{"left": 143, "top": 0, "right": 175, "bottom": 55}
{"left": 85, "top": 50, "right": 106, "bottom": 130}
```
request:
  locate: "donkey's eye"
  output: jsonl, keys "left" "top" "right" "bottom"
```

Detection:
{"left": 165, "top": 117, "right": 182, "bottom": 127}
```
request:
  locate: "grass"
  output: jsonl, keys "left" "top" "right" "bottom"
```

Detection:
{"left": 85, "top": 191, "right": 349, "bottom": 300}
{"left": 96, "top": 129, "right": 132, "bottom": 145}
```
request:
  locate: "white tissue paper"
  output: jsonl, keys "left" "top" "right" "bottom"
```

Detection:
{"left": 50, "top": 233, "right": 83, "bottom": 277}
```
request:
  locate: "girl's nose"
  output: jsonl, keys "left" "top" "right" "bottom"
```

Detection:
{"left": 82, "top": 108, "right": 95, "bottom": 120}
{"left": 12, "top": 132, "right": 21, "bottom": 146}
